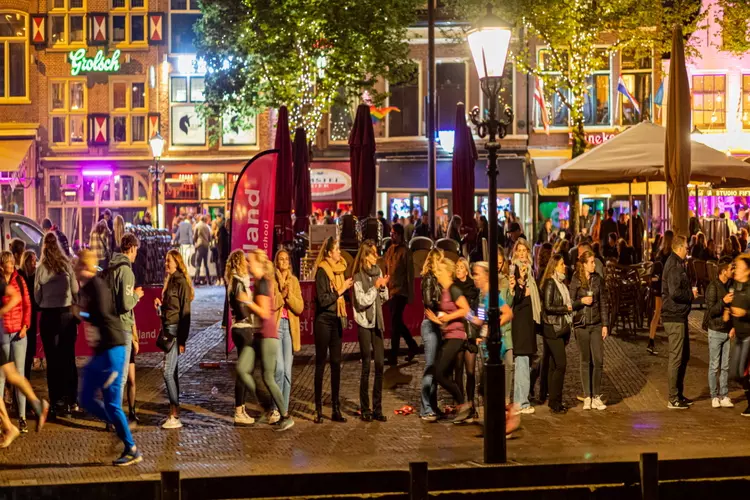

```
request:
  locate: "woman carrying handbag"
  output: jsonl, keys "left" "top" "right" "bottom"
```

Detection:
{"left": 541, "top": 254, "right": 573, "bottom": 414}
{"left": 154, "top": 249, "right": 193, "bottom": 429}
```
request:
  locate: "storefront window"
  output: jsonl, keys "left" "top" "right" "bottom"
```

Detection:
{"left": 48, "top": 207, "right": 62, "bottom": 228}
{"left": 165, "top": 173, "right": 198, "bottom": 200}
{"left": 692, "top": 74, "right": 726, "bottom": 131}
{"left": 49, "top": 175, "right": 62, "bottom": 202}
{"left": 0, "top": 185, "right": 23, "bottom": 213}
{"left": 82, "top": 207, "right": 96, "bottom": 241}
{"left": 121, "top": 175, "right": 135, "bottom": 201}
{"left": 227, "top": 174, "right": 238, "bottom": 199}
{"left": 201, "top": 173, "right": 225, "bottom": 200}
{"left": 743, "top": 74, "right": 750, "bottom": 130}
{"left": 83, "top": 178, "right": 97, "bottom": 201}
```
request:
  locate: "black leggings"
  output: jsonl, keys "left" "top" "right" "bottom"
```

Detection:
{"left": 314, "top": 313, "right": 343, "bottom": 410}
{"left": 40, "top": 307, "right": 78, "bottom": 407}
{"left": 543, "top": 326, "right": 569, "bottom": 408}
{"left": 434, "top": 338, "right": 465, "bottom": 405}
{"left": 454, "top": 343, "right": 477, "bottom": 406}
{"left": 729, "top": 334, "right": 750, "bottom": 392}
{"left": 358, "top": 326, "right": 384, "bottom": 414}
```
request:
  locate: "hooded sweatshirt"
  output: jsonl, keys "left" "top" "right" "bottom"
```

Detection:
{"left": 35, "top": 261, "right": 78, "bottom": 309}
{"left": 108, "top": 252, "right": 139, "bottom": 330}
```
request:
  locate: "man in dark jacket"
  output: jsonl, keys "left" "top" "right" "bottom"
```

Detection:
{"left": 384, "top": 224, "right": 417, "bottom": 365}
{"left": 600, "top": 208, "right": 618, "bottom": 246}
{"left": 42, "top": 218, "right": 71, "bottom": 256}
{"left": 662, "top": 235, "right": 696, "bottom": 409}
{"left": 631, "top": 205, "right": 645, "bottom": 263}
{"left": 414, "top": 213, "right": 431, "bottom": 239}
{"left": 702, "top": 257, "right": 735, "bottom": 408}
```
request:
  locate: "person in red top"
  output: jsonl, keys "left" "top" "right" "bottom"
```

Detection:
{"left": 0, "top": 251, "right": 33, "bottom": 434}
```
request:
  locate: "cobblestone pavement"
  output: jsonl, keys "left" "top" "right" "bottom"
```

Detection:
{"left": 1, "top": 288, "right": 749, "bottom": 486}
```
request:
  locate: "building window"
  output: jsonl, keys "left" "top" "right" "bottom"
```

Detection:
{"left": 170, "top": 0, "right": 200, "bottom": 54}
{"left": 222, "top": 112, "right": 257, "bottom": 146}
{"left": 535, "top": 49, "right": 570, "bottom": 128}
{"left": 50, "top": 79, "right": 87, "bottom": 147}
{"left": 0, "top": 12, "right": 29, "bottom": 102}
{"left": 620, "top": 49, "right": 653, "bottom": 125}
{"left": 329, "top": 87, "right": 354, "bottom": 143}
{"left": 110, "top": 78, "right": 148, "bottom": 146}
{"left": 481, "top": 63, "right": 514, "bottom": 129}
{"left": 743, "top": 74, "right": 750, "bottom": 131}
{"left": 48, "top": 0, "right": 86, "bottom": 46}
{"left": 387, "top": 62, "right": 421, "bottom": 137}
{"left": 692, "top": 74, "right": 726, "bottom": 131}
{"left": 110, "top": 0, "right": 147, "bottom": 46}
{"left": 584, "top": 50, "right": 611, "bottom": 126}
{"left": 437, "top": 61, "right": 467, "bottom": 133}
{"left": 170, "top": 75, "right": 206, "bottom": 146}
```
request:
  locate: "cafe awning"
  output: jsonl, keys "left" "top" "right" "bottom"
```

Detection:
{"left": 0, "top": 139, "right": 33, "bottom": 173}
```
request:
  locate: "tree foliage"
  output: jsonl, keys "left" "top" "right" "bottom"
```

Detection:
{"left": 715, "top": 0, "right": 750, "bottom": 54}
{"left": 194, "top": 0, "right": 421, "bottom": 143}
{"left": 447, "top": 0, "right": 703, "bottom": 157}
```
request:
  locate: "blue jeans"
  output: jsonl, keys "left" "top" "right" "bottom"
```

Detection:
{"left": 272, "top": 319, "right": 293, "bottom": 412}
{"left": 119, "top": 334, "right": 132, "bottom": 403}
{"left": 0, "top": 332, "right": 27, "bottom": 419}
{"left": 420, "top": 319, "right": 441, "bottom": 416}
{"left": 163, "top": 325, "right": 180, "bottom": 406}
{"left": 514, "top": 355, "right": 531, "bottom": 409}
{"left": 708, "top": 330, "right": 731, "bottom": 399}
{"left": 80, "top": 345, "right": 135, "bottom": 451}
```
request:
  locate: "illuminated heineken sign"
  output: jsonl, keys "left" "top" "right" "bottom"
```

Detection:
{"left": 69, "top": 49, "right": 122, "bottom": 76}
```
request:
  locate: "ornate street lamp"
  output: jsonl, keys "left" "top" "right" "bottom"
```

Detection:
{"left": 466, "top": 4, "right": 513, "bottom": 464}
{"left": 149, "top": 132, "right": 166, "bottom": 228}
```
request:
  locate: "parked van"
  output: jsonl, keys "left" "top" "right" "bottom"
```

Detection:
{"left": 0, "top": 212, "right": 44, "bottom": 256}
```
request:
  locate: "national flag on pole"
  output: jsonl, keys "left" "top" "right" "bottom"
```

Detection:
{"left": 534, "top": 77, "right": 550, "bottom": 135}
{"left": 617, "top": 75, "right": 641, "bottom": 115}
{"left": 654, "top": 80, "right": 665, "bottom": 107}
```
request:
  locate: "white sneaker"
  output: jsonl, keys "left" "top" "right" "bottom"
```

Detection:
{"left": 268, "top": 410, "right": 281, "bottom": 425}
{"left": 234, "top": 409, "right": 255, "bottom": 425}
{"left": 592, "top": 396, "right": 607, "bottom": 411}
{"left": 583, "top": 397, "right": 592, "bottom": 410}
{"left": 720, "top": 397, "right": 734, "bottom": 408}
{"left": 161, "top": 416, "right": 183, "bottom": 429}
{"left": 519, "top": 406, "right": 535, "bottom": 415}
{"left": 712, "top": 397, "right": 721, "bottom": 408}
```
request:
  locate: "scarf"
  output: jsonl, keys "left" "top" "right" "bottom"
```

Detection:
{"left": 553, "top": 272, "right": 573, "bottom": 325}
{"left": 513, "top": 258, "right": 541, "bottom": 324}
{"left": 359, "top": 265, "right": 385, "bottom": 332}
{"left": 318, "top": 259, "right": 347, "bottom": 319}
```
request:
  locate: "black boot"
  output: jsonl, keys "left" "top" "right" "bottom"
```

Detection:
{"left": 314, "top": 402, "right": 323, "bottom": 424}
{"left": 129, "top": 405, "right": 140, "bottom": 424}
{"left": 331, "top": 402, "right": 347, "bottom": 423}
{"left": 743, "top": 391, "right": 750, "bottom": 418}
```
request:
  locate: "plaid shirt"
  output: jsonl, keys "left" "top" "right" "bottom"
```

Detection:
{"left": 89, "top": 231, "right": 109, "bottom": 264}
{"left": 2, "top": 271, "right": 31, "bottom": 334}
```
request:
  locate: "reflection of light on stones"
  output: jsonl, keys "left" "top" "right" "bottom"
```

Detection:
{"left": 584, "top": 452, "right": 593, "bottom": 460}
{"left": 292, "top": 448, "right": 310, "bottom": 468}
{"left": 633, "top": 423, "right": 659, "bottom": 430}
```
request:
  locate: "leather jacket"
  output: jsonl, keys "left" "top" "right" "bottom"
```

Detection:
{"left": 703, "top": 278, "right": 732, "bottom": 333}
{"left": 421, "top": 272, "right": 442, "bottom": 313}
{"left": 569, "top": 273, "right": 609, "bottom": 328}
{"left": 542, "top": 278, "right": 571, "bottom": 336}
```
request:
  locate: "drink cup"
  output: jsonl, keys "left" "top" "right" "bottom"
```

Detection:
{"left": 587, "top": 291, "right": 594, "bottom": 297}
{"left": 692, "top": 286, "right": 698, "bottom": 296}
{"left": 509, "top": 264, "right": 516, "bottom": 276}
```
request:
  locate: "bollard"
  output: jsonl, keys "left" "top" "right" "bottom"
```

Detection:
{"left": 161, "top": 470, "right": 181, "bottom": 500}
{"left": 639, "top": 452, "right": 658, "bottom": 500}
{"left": 409, "top": 462, "right": 428, "bottom": 500}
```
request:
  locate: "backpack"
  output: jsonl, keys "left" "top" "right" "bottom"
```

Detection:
{"left": 98, "top": 262, "right": 130, "bottom": 316}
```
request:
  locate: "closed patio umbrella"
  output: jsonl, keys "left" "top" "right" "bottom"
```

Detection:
{"left": 293, "top": 127, "right": 312, "bottom": 234}
{"left": 451, "top": 102, "right": 478, "bottom": 233}
{"left": 274, "top": 106, "right": 294, "bottom": 242}
{"left": 349, "top": 103, "right": 376, "bottom": 218}
{"left": 665, "top": 26, "right": 691, "bottom": 238}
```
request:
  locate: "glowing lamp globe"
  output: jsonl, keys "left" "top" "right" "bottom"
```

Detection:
{"left": 149, "top": 132, "right": 165, "bottom": 159}
{"left": 467, "top": 9, "right": 512, "bottom": 80}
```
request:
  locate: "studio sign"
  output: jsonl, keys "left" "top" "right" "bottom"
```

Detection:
{"left": 311, "top": 168, "right": 351, "bottom": 197}
{"left": 69, "top": 49, "right": 122, "bottom": 76}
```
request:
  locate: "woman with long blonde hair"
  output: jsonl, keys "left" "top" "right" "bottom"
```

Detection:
{"left": 452, "top": 257, "right": 479, "bottom": 416}
{"left": 154, "top": 249, "right": 193, "bottom": 429}
{"left": 226, "top": 250, "right": 255, "bottom": 425}
{"left": 270, "top": 249, "right": 304, "bottom": 422}
{"left": 113, "top": 215, "right": 125, "bottom": 253}
{"left": 419, "top": 248, "right": 444, "bottom": 421}
{"left": 352, "top": 240, "right": 389, "bottom": 421}
{"left": 569, "top": 250, "right": 609, "bottom": 410}
{"left": 313, "top": 237, "right": 352, "bottom": 423}
{"left": 35, "top": 232, "right": 78, "bottom": 419}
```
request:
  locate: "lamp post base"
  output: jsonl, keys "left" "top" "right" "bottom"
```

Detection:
{"left": 483, "top": 360, "right": 507, "bottom": 464}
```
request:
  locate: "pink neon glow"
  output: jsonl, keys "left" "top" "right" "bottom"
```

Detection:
{"left": 82, "top": 169, "right": 113, "bottom": 177}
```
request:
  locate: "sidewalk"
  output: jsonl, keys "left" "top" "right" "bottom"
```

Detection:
{"left": 1, "top": 288, "right": 748, "bottom": 486}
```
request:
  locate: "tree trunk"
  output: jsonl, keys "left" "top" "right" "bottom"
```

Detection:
{"left": 568, "top": 117, "right": 587, "bottom": 235}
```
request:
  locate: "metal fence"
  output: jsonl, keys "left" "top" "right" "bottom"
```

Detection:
{"left": 3, "top": 453, "right": 750, "bottom": 500}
